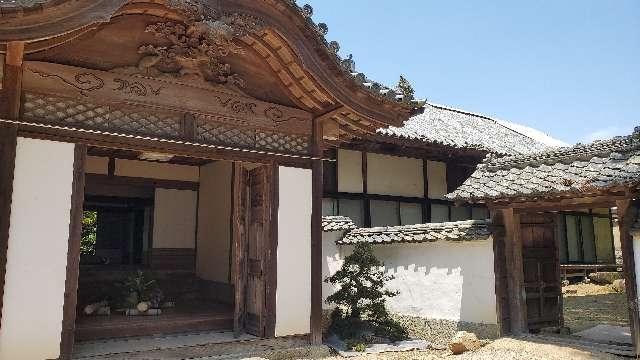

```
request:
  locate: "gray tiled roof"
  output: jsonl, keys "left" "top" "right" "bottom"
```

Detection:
{"left": 322, "top": 216, "right": 357, "bottom": 232}
{"left": 377, "top": 102, "right": 561, "bottom": 155}
{"left": 337, "top": 220, "right": 491, "bottom": 245}
{"left": 448, "top": 128, "right": 640, "bottom": 202}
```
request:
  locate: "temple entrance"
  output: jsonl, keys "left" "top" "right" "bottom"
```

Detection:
{"left": 514, "top": 210, "right": 633, "bottom": 355}
{"left": 73, "top": 148, "right": 275, "bottom": 344}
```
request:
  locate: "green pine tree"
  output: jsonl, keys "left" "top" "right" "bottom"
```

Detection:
{"left": 325, "top": 243, "right": 407, "bottom": 343}
{"left": 395, "top": 74, "right": 415, "bottom": 102}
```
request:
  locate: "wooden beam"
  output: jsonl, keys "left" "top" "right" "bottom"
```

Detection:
{"left": 616, "top": 199, "right": 640, "bottom": 355}
{"left": 264, "top": 162, "right": 279, "bottom": 338}
{"left": 490, "top": 210, "right": 509, "bottom": 336}
{"left": 59, "top": 144, "right": 87, "bottom": 360}
{"left": 232, "top": 163, "right": 248, "bottom": 336}
{"left": 0, "top": 125, "right": 17, "bottom": 333}
{"left": 310, "top": 116, "right": 324, "bottom": 345}
{"left": 14, "top": 122, "right": 313, "bottom": 169}
{"left": 489, "top": 194, "right": 627, "bottom": 212}
{"left": 1, "top": 41, "right": 24, "bottom": 119}
{"left": 501, "top": 207, "right": 528, "bottom": 334}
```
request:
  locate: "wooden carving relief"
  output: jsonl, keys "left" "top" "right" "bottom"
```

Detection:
{"left": 111, "top": 2, "right": 264, "bottom": 90}
{"left": 23, "top": 61, "right": 312, "bottom": 136}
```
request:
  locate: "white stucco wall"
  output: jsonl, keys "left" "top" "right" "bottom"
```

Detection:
{"left": 367, "top": 153, "right": 424, "bottom": 197}
{"left": 196, "top": 161, "right": 232, "bottom": 283}
{"left": 116, "top": 158, "right": 199, "bottom": 182}
{"left": 153, "top": 188, "right": 198, "bottom": 248}
{"left": 633, "top": 233, "right": 640, "bottom": 304}
{"left": 322, "top": 236, "right": 498, "bottom": 325}
{"left": 0, "top": 138, "right": 75, "bottom": 360}
{"left": 426, "top": 160, "right": 447, "bottom": 199}
{"left": 85, "top": 155, "right": 109, "bottom": 174}
{"left": 276, "top": 166, "right": 312, "bottom": 336}
{"left": 337, "top": 149, "right": 363, "bottom": 193}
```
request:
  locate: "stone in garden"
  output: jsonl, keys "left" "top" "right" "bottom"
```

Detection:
{"left": 588, "top": 272, "right": 621, "bottom": 285}
{"left": 448, "top": 331, "right": 481, "bottom": 354}
{"left": 613, "top": 279, "right": 626, "bottom": 292}
{"left": 137, "top": 301, "right": 150, "bottom": 312}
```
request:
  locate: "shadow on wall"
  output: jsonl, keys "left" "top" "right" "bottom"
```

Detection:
{"left": 369, "top": 241, "right": 497, "bottom": 326}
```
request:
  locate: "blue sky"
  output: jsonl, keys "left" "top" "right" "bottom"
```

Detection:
{"left": 297, "top": 1, "right": 639, "bottom": 145}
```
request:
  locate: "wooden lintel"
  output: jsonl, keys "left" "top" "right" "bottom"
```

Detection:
{"left": 1, "top": 41, "right": 24, "bottom": 119}
{"left": 310, "top": 116, "right": 324, "bottom": 344}
{"left": 15, "top": 122, "right": 313, "bottom": 169}
{"left": 501, "top": 208, "right": 528, "bottom": 334}
{"left": 488, "top": 194, "right": 629, "bottom": 212}
{"left": 616, "top": 199, "right": 640, "bottom": 354}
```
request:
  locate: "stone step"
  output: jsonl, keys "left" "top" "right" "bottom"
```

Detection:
{"left": 73, "top": 334, "right": 330, "bottom": 360}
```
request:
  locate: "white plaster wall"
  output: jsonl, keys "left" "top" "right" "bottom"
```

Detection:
{"left": 276, "top": 166, "right": 312, "bottom": 336}
{"left": 196, "top": 161, "right": 232, "bottom": 283}
{"left": 153, "top": 188, "right": 198, "bottom": 248}
{"left": 337, "top": 149, "right": 363, "bottom": 193}
{"left": 0, "top": 138, "right": 75, "bottom": 360}
{"left": 633, "top": 234, "right": 640, "bottom": 305}
{"left": 322, "top": 239, "right": 498, "bottom": 325}
{"left": 426, "top": 160, "right": 447, "bottom": 199}
{"left": 367, "top": 153, "right": 424, "bottom": 197}
{"left": 322, "top": 231, "right": 344, "bottom": 310}
{"left": 116, "top": 159, "right": 199, "bottom": 182}
{"left": 85, "top": 155, "right": 109, "bottom": 174}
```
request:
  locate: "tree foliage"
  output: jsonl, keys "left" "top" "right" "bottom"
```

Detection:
{"left": 395, "top": 74, "right": 415, "bottom": 102}
{"left": 325, "top": 243, "right": 407, "bottom": 343}
{"left": 81, "top": 211, "right": 97, "bottom": 255}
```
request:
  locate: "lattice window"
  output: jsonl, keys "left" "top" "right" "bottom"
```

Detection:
{"left": 197, "top": 116, "right": 310, "bottom": 155}
{"left": 22, "top": 92, "right": 182, "bottom": 139}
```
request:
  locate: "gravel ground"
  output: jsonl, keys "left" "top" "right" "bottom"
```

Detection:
{"left": 318, "top": 337, "right": 624, "bottom": 360}
{"left": 562, "top": 283, "right": 629, "bottom": 333}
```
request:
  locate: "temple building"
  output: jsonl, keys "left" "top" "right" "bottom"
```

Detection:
{"left": 0, "top": 1, "right": 637, "bottom": 359}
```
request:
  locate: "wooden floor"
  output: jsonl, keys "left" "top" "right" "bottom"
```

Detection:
{"left": 75, "top": 303, "right": 234, "bottom": 341}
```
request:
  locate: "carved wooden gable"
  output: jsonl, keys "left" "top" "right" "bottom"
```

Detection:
{"left": 3, "top": 0, "right": 421, "bottom": 158}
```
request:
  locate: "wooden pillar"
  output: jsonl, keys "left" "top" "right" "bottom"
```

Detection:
{"left": 59, "top": 145, "right": 87, "bottom": 359}
{"left": 310, "top": 117, "right": 324, "bottom": 344}
{"left": 616, "top": 199, "right": 640, "bottom": 354}
{"left": 501, "top": 208, "right": 528, "bottom": 334}
{"left": 0, "top": 125, "right": 18, "bottom": 332}
{"left": 1, "top": 41, "right": 25, "bottom": 120}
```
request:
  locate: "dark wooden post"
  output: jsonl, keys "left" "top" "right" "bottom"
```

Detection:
{"left": 59, "top": 145, "right": 87, "bottom": 359}
{"left": 310, "top": 117, "right": 324, "bottom": 344}
{"left": 616, "top": 199, "right": 640, "bottom": 354}
{"left": 501, "top": 208, "right": 528, "bottom": 334}
{"left": 2, "top": 41, "right": 24, "bottom": 120}
{"left": 0, "top": 125, "right": 18, "bottom": 332}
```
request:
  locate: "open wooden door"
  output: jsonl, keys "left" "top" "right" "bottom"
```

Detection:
{"left": 521, "top": 213, "right": 562, "bottom": 330}
{"left": 232, "top": 164, "right": 273, "bottom": 337}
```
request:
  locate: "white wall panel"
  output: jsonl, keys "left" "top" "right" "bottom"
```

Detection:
{"left": 337, "top": 149, "right": 363, "bottom": 193}
{"left": 196, "top": 161, "right": 232, "bottom": 282}
{"left": 116, "top": 159, "right": 199, "bottom": 182}
{"left": 367, "top": 153, "right": 424, "bottom": 197}
{"left": 276, "top": 167, "right": 312, "bottom": 336}
{"left": 0, "top": 138, "right": 75, "bottom": 360}
{"left": 426, "top": 160, "right": 447, "bottom": 199}
{"left": 153, "top": 188, "right": 198, "bottom": 249}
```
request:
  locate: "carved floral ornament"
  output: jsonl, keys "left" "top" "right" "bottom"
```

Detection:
{"left": 111, "top": 0, "right": 265, "bottom": 90}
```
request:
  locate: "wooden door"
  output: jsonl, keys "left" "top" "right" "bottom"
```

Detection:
{"left": 232, "top": 164, "right": 272, "bottom": 337}
{"left": 521, "top": 213, "right": 562, "bottom": 330}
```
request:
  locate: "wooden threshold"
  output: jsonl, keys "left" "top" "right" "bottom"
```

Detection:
{"left": 75, "top": 304, "right": 234, "bottom": 341}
